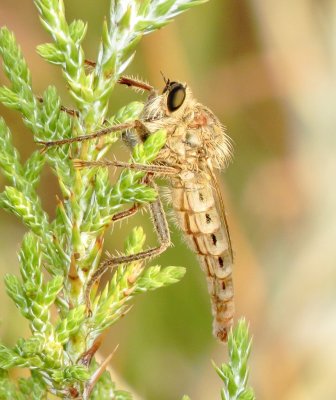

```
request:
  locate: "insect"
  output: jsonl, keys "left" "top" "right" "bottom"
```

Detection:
{"left": 40, "top": 75, "right": 234, "bottom": 342}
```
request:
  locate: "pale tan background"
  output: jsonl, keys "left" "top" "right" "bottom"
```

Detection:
{"left": 1, "top": 1, "right": 336, "bottom": 399}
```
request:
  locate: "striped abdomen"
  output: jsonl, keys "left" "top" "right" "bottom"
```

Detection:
{"left": 171, "top": 177, "right": 234, "bottom": 342}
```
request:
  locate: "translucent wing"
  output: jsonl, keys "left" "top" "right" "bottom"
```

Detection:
{"left": 208, "top": 166, "right": 234, "bottom": 262}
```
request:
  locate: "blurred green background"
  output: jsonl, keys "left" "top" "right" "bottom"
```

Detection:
{"left": 1, "top": 0, "right": 336, "bottom": 399}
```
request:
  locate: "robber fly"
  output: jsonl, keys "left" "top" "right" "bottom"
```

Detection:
{"left": 40, "top": 75, "right": 234, "bottom": 342}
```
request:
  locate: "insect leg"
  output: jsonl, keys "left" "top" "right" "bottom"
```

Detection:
{"left": 84, "top": 60, "right": 153, "bottom": 92}
{"left": 117, "top": 76, "right": 154, "bottom": 92}
{"left": 85, "top": 185, "right": 171, "bottom": 311}
{"left": 36, "top": 120, "right": 145, "bottom": 148}
{"left": 112, "top": 203, "right": 139, "bottom": 222}
{"left": 73, "top": 158, "right": 180, "bottom": 176}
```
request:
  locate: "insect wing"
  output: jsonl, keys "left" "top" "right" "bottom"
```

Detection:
{"left": 207, "top": 166, "right": 234, "bottom": 262}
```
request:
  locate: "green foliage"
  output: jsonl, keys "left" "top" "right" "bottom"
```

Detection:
{"left": 214, "top": 319, "right": 256, "bottom": 400}
{"left": 0, "top": 1, "right": 257, "bottom": 399}
{"left": 0, "top": 370, "right": 46, "bottom": 400}
{"left": 0, "top": 0, "right": 208, "bottom": 398}
{"left": 181, "top": 320, "right": 255, "bottom": 400}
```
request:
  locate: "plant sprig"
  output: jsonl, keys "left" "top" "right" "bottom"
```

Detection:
{"left": 0, "top": 0, "right": 206, "bottom": 397}
{"left": 0, "top": 1, "right": 256, "bottom": 399}
{"left": 214, "top": 319, "right": 256, "bottom": 400}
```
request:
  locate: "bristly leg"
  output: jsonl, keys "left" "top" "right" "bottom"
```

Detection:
{"left": 118, "top": 76, "right": 154, "bottom": 92}
{"left": 36, "top": 120, "right": 140, "bottom": 148}
{"left": 73, "top": 158, "right": 180, "bottom": 176}
{"left": 112, "top": 203, "right": 140, "bottom": 222}
{"left": 85, "top": 59, "right": 154, "bottom": 92}
{"left": 85, "top": 189, "right": 171, "bottom": 312}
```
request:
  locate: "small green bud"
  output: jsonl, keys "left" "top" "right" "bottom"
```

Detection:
{"left": 36, "top": 43, "right": 65, "bottom": 64}
{"left": 69, "top": 20, "right": 87, "bottom": 44}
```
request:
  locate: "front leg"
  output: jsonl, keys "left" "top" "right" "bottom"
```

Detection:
{"left": 35, "top": 119, "right": 150, "bottom": 150}
{"left": 85, "top": 59, "right": 154, "bottom": 92}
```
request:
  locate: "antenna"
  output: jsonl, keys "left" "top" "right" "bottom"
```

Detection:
{"left": 160, "top": 71, "right": 169, "bottom": 85}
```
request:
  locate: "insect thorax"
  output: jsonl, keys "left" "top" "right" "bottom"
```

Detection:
{"left": 123, "top": 83, "right": 231, "bottom": 171}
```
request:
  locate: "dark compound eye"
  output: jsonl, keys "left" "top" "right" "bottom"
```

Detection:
{"left": 167, "top": 83, "right": 186, "bottom": 112}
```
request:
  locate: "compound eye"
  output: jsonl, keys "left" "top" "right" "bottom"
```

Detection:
{"left": 167, "top": 84, "right": 186, "bottom": 112}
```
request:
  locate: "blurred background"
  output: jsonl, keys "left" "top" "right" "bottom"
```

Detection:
{"left": 1, "top": 0, "right": 336, "bottom": 399}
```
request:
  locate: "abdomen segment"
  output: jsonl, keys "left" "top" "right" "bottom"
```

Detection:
{"left": 171, "top": 181, "right": 234, "bottom": 342}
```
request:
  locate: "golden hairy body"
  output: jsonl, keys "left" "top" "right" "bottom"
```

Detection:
{"left": 41, "top": 76, "right": 234, "bottom": 342}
